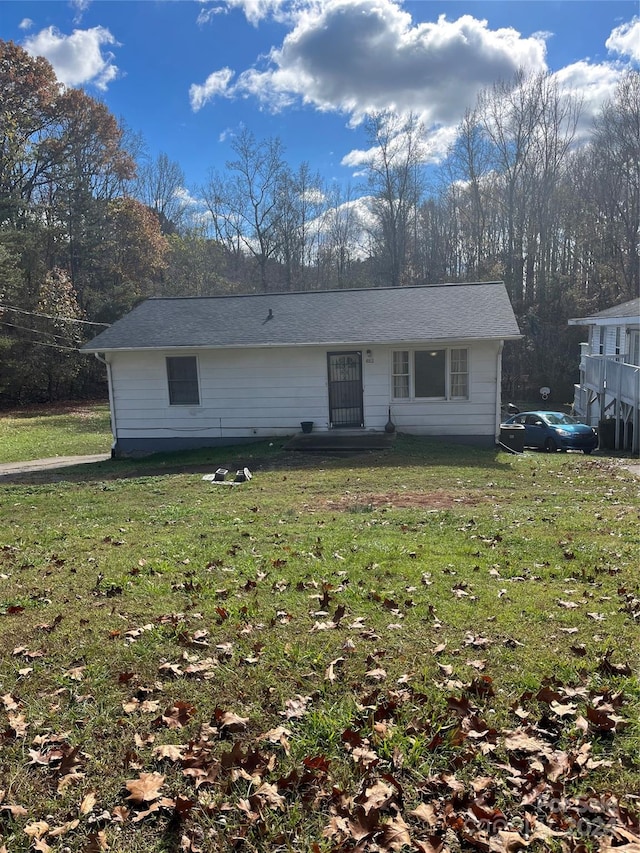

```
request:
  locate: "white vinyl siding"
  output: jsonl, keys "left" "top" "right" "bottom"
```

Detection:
{"left": 105, "top": 339, "right": 501, "bottom": 443}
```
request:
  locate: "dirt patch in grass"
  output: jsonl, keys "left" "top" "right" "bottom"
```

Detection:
{"left": 325, "top": 489, "right": 483, "bottom": 510}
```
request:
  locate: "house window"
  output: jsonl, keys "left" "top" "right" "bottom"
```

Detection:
{"left": 166, "top": 356, "right": 200, "bottom": 405}
{"left": 450, "top": 348, "right": 469, "bottom": 398}
{"left": 392, "top": 348, "right": 469, "bottom": 400}
{"left": 615, "top": 327, "right": 621, "bottom": 356}
{"left": 392, "top": 351, "right": 409, "bottom": 398}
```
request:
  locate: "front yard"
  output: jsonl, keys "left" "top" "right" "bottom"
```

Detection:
{"left": 0, "top": 432, "right": 638, "bottom": 851}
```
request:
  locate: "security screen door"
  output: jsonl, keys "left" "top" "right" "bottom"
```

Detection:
{"left": 327, "top": 351, "right": 364, "bottom": 428}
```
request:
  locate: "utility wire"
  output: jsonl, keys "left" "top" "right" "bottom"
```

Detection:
{"left": 0, "top": 303, "right": 110, "bottom": 326}
{"left": 1, "top": 334, "right": 79, "bottom": 353}
{"left": 28, "top": 340, "right": 80, "bottom": 352}
{"left": 0, "top": 320, "right": 82, "bottom": 343}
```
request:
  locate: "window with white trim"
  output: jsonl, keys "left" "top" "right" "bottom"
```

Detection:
{"left": 392, "top": 348, "right": 469, "bottom": 400}
{"left": 166, "top": 356, "right": 200, "bottom": 405}
{"left": 392, "top": 350, "right": 409, "bottom": 398}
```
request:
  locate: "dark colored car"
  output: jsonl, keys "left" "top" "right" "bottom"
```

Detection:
{"left": 503, "top": 411, "right": 598, "bottom": 453}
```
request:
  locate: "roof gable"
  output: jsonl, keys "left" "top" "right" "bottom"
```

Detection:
{"left": 82, "top": 282, "right": 521, "bottom": 352}
{"left": 569, "top": 297, "right": 640, "bottom": 326}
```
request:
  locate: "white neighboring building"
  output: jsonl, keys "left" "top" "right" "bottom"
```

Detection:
{"left": 82, "top": 282, "right": 521, "bottom": 457}
{"left": 568, "top": 298, "right": 640, "bottom": 454}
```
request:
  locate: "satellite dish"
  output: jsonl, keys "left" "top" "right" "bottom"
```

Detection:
{"left": 540, "top": 386, "right": 551, "bottom": 400}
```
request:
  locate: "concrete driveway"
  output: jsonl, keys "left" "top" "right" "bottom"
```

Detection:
{"left": 0, "top": 454, "right": 111, "bottom": 477}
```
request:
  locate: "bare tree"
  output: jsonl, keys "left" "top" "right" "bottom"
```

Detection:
{"left": 316, "top": 184, "right": 364, "bottom": 288}
{"left": 202, "top": 129, "right": 286, "bottom": 291}
{"left": 588, "top": 71, "right": 640, "bottom": 302}
{"left": 134, "top": 152, "right": 187, "bottom": 233}
{"left": 364, "top": 111, "right": 424, "bottom": 287}
{"left": 444, "top": 107, "right": 494, "bottom": 279}
{"left": 273, "top": 161, "right": 325, "bottom": 290}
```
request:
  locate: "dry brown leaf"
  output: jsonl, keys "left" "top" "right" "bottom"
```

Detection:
{"left": 152, "top": 744, "right": 185, "bottom": 762}
{"left": 1, "top": 693, "right": 19, "bottom": 711}
{"left": 254, "top": 782, "right": 286, "bottom": 811}
{"left": 48, "top": 819, "right": 80, "bottom": 837}
{"left": 281, "top": 695, "right": 312, "bottom": 719}
{"left": 362, "top": 780, "right": 395, "bottom": 814}
{"left": 258, "top": 726, "right": 292, "bottom": 753}
{"left": 1, "top": 803, "right": 28, "bottom": 818}
{"left": 218, "top": 710, "right": 249, "bottom": 733}
{"left": 549, "top": 700, "right": 577, "bottom": 717}
{"left": 80, "top": 792, "right": 97, "bottom": 815}
{"left": 503, "top": 729, "right": 551, "bottom": 754}
{"left": 125, "top": 772, "right": 165, "bottom": 804}
{"left": 410, "top": 802, "right": 439, "bottom": 827}
{"left": 365, "top": 667, "right": 387, "bottom": 682}
{"left": 380, "top": 812, "right": 412, "bottom": 850}
{"left": 65, "top": 666, "right": 86, "bottom": 681}
{"left": 325, "top": 657, "right": 345, "bottom": 682}
{"left": 24, "top": 821, "right": 49, "bottom": 839}
{"left": 83, "top": 830, "right": 110, "bottom": 851}
{"left": 7, "top": 712, "right": 28, "bottom": 737}
{"left": 161, "top": 701, "right": 196, "bottom": 729}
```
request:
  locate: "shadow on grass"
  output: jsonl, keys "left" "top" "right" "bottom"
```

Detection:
{"left": 0, "top": 434, "right": 516, "bottom": 486}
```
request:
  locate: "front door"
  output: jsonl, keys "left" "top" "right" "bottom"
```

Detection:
{"left": 327, "top": 351, "right": 364, "bottom": 428}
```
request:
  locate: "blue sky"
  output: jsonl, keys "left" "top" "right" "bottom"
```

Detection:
{"left": 2, "top": 0, "right": 639, "bottom": 199}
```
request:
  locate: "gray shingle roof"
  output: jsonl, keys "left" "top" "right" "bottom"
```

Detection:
{"left": 569, "top": 298, "right": 640, "bottom": 324}
{"left": 81, "top": 282, "right": 521, "bottom": 352}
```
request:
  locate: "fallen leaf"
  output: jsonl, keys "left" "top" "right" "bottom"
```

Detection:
{"left": 380, "top": 811, "right": 412, "bottom": 850}
{"left": 410, "top": 802, "right": 439, "bottom": 827}
{"left": 48, "top": 819, "right": 80, "bottom": 837}
{"left": 25, "top": 821, "right": 49, "bottom": 839}
{"left": 325, "top": 657, "right": 345, "bottom": 683}
{"left": 125, "top": 772, "right": 165, "bottom": 804}
{"left": 366, "top": 668, "right": 388, "bottom": 682}
{"left": 80, "top": 792, "right": 97, "bottom": 815}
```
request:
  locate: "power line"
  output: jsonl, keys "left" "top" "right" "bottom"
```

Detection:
{"left": 0, "top": 333, "right": 79, "bottom": 353}
{"left": 0, "top": 304, "right": 110, "bottom": 326}
{"left": 0, "top": 320, "right": 82, "bottom": 343}
{"left": 26, "top": 340, "right": 80, "bottom": 352}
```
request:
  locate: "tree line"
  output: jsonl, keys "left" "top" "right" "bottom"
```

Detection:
{"left": 1, "top": 39, "right": 638, "bottom": 405}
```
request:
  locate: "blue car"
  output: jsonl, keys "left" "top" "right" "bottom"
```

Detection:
{"left": 503, "top": 411, "right": 598, "bottom": 454}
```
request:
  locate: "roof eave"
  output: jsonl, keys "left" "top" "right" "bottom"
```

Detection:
{"left": 82, "top": 333, "right": 522, "bottom": 354}
{"left": 568, "top": 316, "right": 637, "bottom": 326}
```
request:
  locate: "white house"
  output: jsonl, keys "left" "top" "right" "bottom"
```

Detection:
{"left": 568, "top": 297, "right": 640, "bottom": 453}
{"left": 81, "top": 282, "right": 521, "bottom": 457}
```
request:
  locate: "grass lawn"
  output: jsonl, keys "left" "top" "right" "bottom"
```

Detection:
{"left": 0, "top": 423, "right": 638, "bottom": 852}
{"left": 0, "top": 402, "right": 112, "bottom": 463}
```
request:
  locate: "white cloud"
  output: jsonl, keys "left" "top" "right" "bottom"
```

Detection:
{"left": 173, "top": 187, "right": 202, "bottom": 208}
{"left": 23, "top": 26, "right": 119, "bottom": 90}
{"left": 199, "top": 0, "right": 296, "bottom": 27}
{"left": 606, "top": 17, "right": 640, "bottom": 63}
{"left": 71, "top": 0, "right": 92, "bottom": 24}
{"left": 193, "top": 0, "right": 548, "bottom": 127}
{"left": 189, "top": 67, "right": 235, "bottom": 111}
{"left": 18, "top": 18, "right": 34, "bottom": 31}
{"left": 340, "top": 122, "right": 457, "bottom": 180}
{"left": 551, "top": 60, "right": 623, "bottom": 133}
